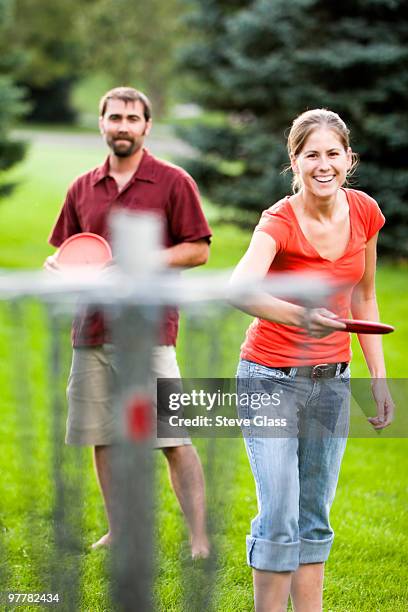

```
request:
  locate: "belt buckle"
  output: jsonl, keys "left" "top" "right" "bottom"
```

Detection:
{"left": 311, "top": 363, "right": 331, "bottom": 379}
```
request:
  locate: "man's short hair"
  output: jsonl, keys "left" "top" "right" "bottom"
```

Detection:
{"left": 99, "top": 87, "right": 152, "bottom": 121}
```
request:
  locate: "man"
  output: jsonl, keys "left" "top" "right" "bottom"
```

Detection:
{"left": 45, "top": 87, "right": 211, "bottom": 557}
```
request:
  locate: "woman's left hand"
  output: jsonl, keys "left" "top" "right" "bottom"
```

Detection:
{"left": 368, "top": 379, "right": 395, "bottom": 429}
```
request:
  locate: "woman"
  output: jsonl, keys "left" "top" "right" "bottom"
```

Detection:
{"left": 231, "top": 109, "right": 394, "bottom": 612}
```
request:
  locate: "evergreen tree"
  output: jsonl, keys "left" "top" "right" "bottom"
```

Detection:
{"left": 0, "top": 0, "right": 27, "bottom": 197}
{"left": 12, "top": 0, "right": 87, "bottom": 122}
{"left": 179, "top": 0, "right": 408, "bottom": 254}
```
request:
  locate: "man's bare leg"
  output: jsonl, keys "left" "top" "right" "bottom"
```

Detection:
{"left": 92, "top": 445, "right": 114, "bottom": 549}
{"left": 290, "top": 563, "right": 324, "bottom": 612}
{"left": 92, "top": 443, "right": 209, "bottom": 557}
{"left": 253, "top": 569, "right": 292, "bottom": 612}
{"left": 162, "top": 445, "right": 210, "bottom": 559}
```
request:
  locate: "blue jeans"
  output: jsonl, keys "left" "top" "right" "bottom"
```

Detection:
{"left": 236, "top": 359, "right": 350, "bottom": 572}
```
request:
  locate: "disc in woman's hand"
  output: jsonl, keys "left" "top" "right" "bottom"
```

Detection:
{"left": 336, "top": 318, "right": 394, "bottom": 334}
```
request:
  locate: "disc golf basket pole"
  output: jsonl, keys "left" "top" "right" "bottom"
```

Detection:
{"left": 108, "top": 212, "right": 162, "bottom": 612}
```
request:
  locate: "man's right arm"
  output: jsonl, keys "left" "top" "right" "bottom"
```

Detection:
{"left": 44, "top": 186, "right": 80, "bottom": 272}
{"left": 44, "top": 251, "right": 60, "bottom": 271}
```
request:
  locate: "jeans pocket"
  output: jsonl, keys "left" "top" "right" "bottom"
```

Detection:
{"left": 253, "top": 363, "right": 291, "bottom": 380}
{"left": 249, "top": 364, "right": 293, "bottom": 399}
{"left": 339, "top": 364, "right": 351, "bottom": 384}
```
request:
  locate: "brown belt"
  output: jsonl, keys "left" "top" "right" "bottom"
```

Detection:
{"left": 276, "top": 362, "right": 349, "bottom": 379}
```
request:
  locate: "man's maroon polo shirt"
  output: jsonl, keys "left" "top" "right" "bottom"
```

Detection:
{"left": 49, "top": 149, "right": 212, "bottom": 347}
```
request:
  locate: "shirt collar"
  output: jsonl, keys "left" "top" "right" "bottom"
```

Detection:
{"left": 91, "top": 157, "right": 110, "bottom": 185}
{"left": 91, "top": 148, "right": 157, "bottom": 186}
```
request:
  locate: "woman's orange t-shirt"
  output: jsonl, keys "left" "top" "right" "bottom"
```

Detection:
{"left": 240, "top": 189, "right": 385, "bottom": 367}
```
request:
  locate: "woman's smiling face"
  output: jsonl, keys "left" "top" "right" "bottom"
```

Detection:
{"left": 291, "top": 127, "right": 352, "bottom": 200}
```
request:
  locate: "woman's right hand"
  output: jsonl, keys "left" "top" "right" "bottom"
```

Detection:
{"left": 300, "top": 308, "right": 347, "bottom": 338}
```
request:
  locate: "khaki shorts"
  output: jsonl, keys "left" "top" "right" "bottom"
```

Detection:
{"left": 66, "top": 344, "right": 191, "bottom": 448}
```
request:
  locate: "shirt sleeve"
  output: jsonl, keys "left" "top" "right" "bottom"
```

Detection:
{"left": 166, "top": 172, "right": 212, "bottom": 245}
{"left": 254, "top": 203, "right": 292, "bottom": 253}
{"left": 365, "top": 194, "right": 385, "bottom": 240}
{"left": 48, "top": 184, "right": 81, "bottom": 247}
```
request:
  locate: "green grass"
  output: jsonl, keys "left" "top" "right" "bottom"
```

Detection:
{"left": 0, "top": 137, "right": 407, "bottom": 611}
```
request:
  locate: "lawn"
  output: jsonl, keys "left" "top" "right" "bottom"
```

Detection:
{"left": 0, "top": 134, "right": 407, "bottom": 611}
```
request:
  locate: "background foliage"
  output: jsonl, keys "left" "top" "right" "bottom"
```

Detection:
{"left": 1, "top": 0, "right": 407, "bottom": 251}
{"left": 0, "top": 0, "right": 27, "bottom": 198}
{"left": 12, "top": 0, "right": 86, "bottom": 122}
{"left": 77, "top": 0, "right": 183, "bottom": 117}
{"left": 9, "top": 0, "right": 184, "bottom": 122}
{"left": 178, "top": 0, "right": 408, "bottom": 256}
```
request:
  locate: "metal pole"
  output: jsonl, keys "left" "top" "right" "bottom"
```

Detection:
{"left": 109, "top": 212, "right": 162, "bottom": 612}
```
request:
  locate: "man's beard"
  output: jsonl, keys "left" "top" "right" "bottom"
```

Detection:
{"left": 108, "top": 135, "right": 143, "bottom": 157}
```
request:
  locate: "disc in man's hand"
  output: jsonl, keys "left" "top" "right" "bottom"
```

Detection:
{"left": 56, "top": 233, "right": 112, "bottom": 267}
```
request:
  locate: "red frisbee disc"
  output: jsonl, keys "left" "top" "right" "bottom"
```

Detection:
{"left": 336, "top": 318, "right": 395, "bottom": 334}
{"left": 56, "top": 233, "right": 112, "bottom": 267}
